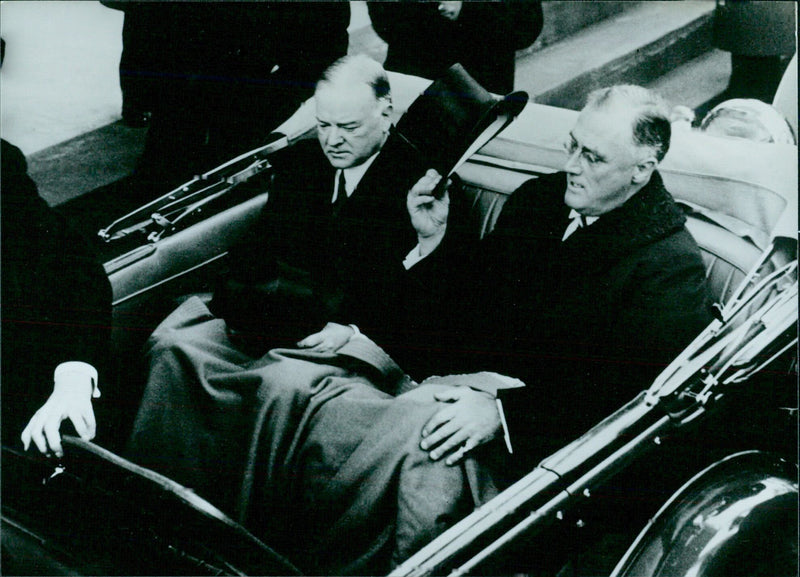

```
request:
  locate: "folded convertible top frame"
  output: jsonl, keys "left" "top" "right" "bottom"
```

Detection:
{"left": 97, "top": 134, "right": 289, "bottom": 243}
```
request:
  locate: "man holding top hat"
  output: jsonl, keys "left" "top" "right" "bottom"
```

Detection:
{"left": 126, "top": 55, "right": 528, "bottom": 574}
{"left": 417, "top": 85, "right": 714, "bottom": 486}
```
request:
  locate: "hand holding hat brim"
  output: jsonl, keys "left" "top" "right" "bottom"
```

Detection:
{"left": 395, "top": 64, "right": 529, "bottom": 178}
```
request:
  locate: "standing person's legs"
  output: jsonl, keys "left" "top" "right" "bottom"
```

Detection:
{"left": 119, "top": 6, "right": 157, "bottom": 126}
{"left": 726, "top": 54, "right": 793, "bottom": 103}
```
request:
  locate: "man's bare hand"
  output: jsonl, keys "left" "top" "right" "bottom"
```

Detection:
{"left": 297, "top": 322, "right": 355, "bottom": 352}
{"left": 407, "top": 169, "right": 450, "bottom": 256}
{"left": 420, "top": 387, "right": 500, "bottom": 465}
{"left": 21, "top": 385, "right": 96, "bottom": 458}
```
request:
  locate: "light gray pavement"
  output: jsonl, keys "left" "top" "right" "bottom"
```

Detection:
{"left": 514, "top": 0, "right": 716, "bottom": 106}
{"left": 1, "top": 1, "right": 124, "bottom": 156}
{"left": 648, "top": 48, "right": 731, "bottom": 110}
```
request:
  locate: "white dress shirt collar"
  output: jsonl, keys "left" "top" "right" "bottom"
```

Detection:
{"left": 569, "top": 209, "right": 599, "bottom": 226}
{"left": 562, "top": 209, "right": 600, "bottom": 241}
{"left": 333, "top": 151, "right": 380, "bottom": 203}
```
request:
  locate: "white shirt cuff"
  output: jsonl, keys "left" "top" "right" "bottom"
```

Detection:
{"left": 54, "top": 361, "right": 100, "bottom": 398}
{"left": 403, "top": 244, "right": 426, "bottom": 270}
{"left": 495, "top": 398, "right": 513, "bottom": 454}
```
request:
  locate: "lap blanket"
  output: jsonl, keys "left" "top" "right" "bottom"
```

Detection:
{"left": 126, "top": 297, "right": 499, "bottom": 575}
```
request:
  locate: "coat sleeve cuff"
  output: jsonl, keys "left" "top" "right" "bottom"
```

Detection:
{"left": 54, "top": 361, "right": 100, "bottom": 398}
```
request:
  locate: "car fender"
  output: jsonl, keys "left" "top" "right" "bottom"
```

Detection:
{"left": 612, "top": 450, "right": 798, "bottom": 577}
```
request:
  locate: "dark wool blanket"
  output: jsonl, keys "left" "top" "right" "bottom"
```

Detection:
{"left": 126, "top": 297, "right": 501, "bottom": 575}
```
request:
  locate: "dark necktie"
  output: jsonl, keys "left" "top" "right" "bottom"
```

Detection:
{"left": 333, "top": 170, "right": 347, "bottom": 218}
{"left": 562, "top": 210, "right": 587, "bottom": 241}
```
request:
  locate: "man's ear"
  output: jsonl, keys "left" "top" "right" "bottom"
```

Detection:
{"left": 632, "top": 155, "right": 658, "bottom": 185}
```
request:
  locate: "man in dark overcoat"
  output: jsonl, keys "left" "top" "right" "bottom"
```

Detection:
{"left": 126, "top": 56, "right": 482, "bottom": 573}
{"left": 417, "top": 85, "right": 714, "bottom": 483}
{"left": 209, "top": 57, "right": 473, "bottom": 368}
{"left": 1, "top": 139, "right": 112, "bottom": 456}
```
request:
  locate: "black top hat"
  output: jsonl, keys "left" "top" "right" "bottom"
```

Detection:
{"left": 395, "top": 63, "right": 528, "bottom": 178}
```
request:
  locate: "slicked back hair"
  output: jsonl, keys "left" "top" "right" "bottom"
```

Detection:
{"left": 316, "top": 54, "right": 391, "bottom": 104}
{"left": 585, "top": 85, "right": 671, "bottom": 162}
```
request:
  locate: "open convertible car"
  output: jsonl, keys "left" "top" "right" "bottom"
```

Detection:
{"left": 2, "top": 73, "right": 797, "bottom": 576}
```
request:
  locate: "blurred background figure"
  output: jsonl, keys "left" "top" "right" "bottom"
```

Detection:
{"left": 700, "top": 98, "right": 796, "bottom": 145}
{"left": 368, "top": 1, "right": 543, "bottom": 94}
{"left": 711, "top": 0, "right": 795, "bottom": 104}
{"left": 670, "top": 96, "right": 795, "bottom": 146}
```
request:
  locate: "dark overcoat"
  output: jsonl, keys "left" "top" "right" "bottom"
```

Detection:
{"left": 478, "top": 171, "right": 713, "bottom": 476}
{"left": 213, "top": 134, "right": 417, "bottom": 346}
{"left": 212, "top": 131, "right": 477, "bottom": 381}
{"left": 1, "top": 140, "right": 112, "bottom": 444}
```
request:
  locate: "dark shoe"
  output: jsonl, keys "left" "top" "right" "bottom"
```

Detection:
{"left": 122, "top": 109, "right": 151, "bottom": 128}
